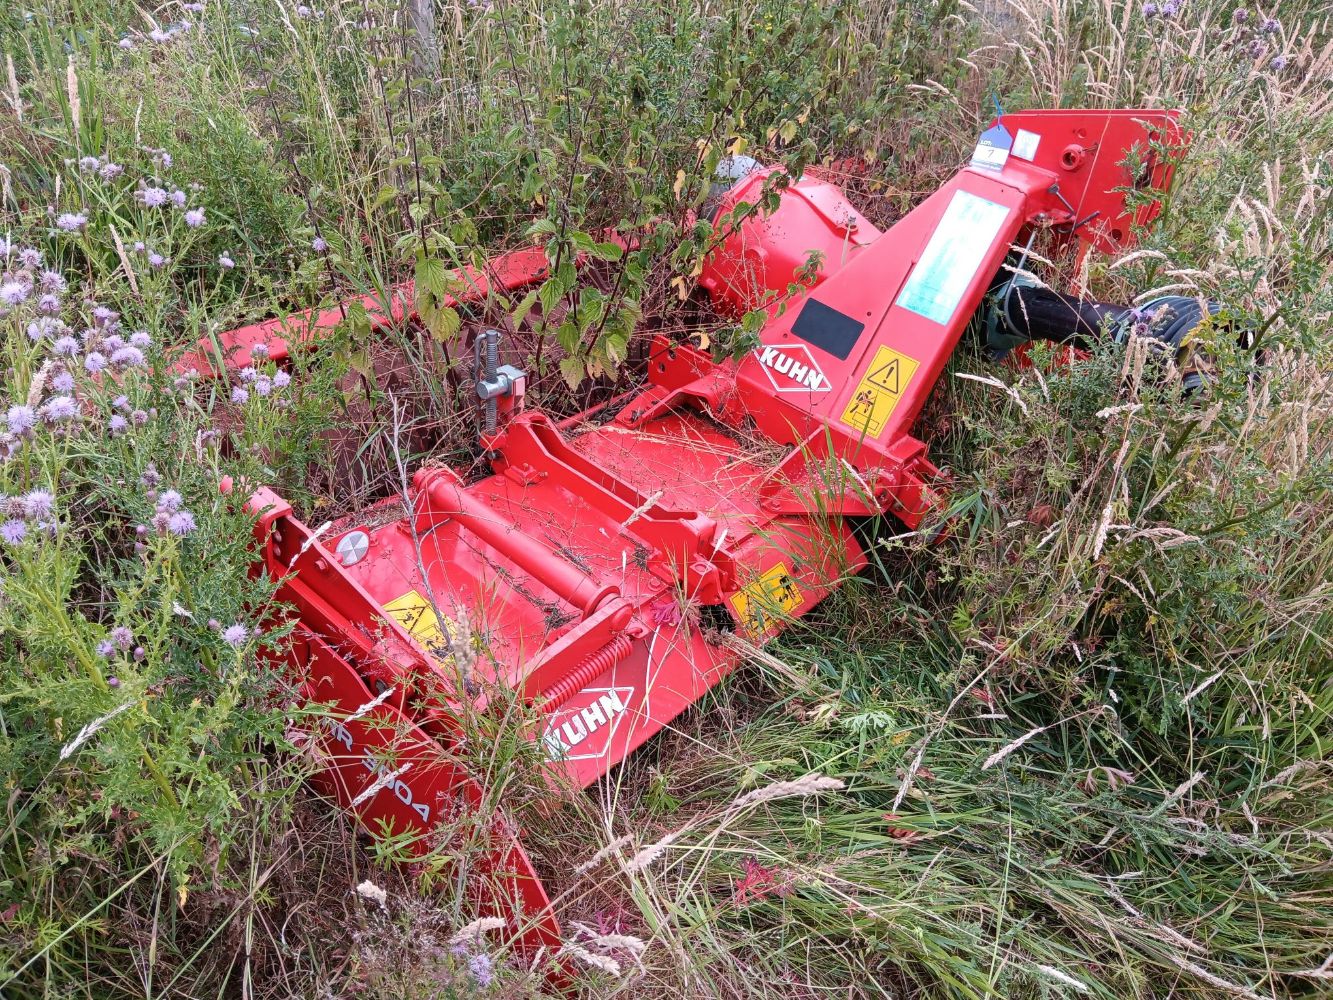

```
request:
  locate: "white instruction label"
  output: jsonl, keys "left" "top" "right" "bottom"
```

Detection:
{"left": 895, "top": 191, "right": 1011, "bottom": 326}
{"left": 1012, "top": 129, "right": 1041, "bottom": 161}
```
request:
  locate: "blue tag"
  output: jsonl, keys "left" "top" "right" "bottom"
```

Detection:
{"left": 970, "top": 122, "right": 1013, "bottom": 171}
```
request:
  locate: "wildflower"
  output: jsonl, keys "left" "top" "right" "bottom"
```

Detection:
{"left": 167, "top": 510, "right": 196, "bottom": 535}
{"left": 7, "top": 405, "right": 36, "bottom": 435}
{"left": 183, "top": 2, "right": 205, "bottom": 11}
{"left": 170, "top": 189, "right": 188, "bottom": 208}
{"left": 98, "top": 161, "right": 124, "bottom": 181}
{"left": 118, "top": 38, "right": 134, "bottom": 51}
{"left": 19, "top": 247, "right": 41, "bottom": 269}
{"left": 148, "top": 252, "right": 167, "bottom": 268}
{"left": 40, "top": 396, "right": 78, "bottom": 424}
{"left": 158, "top": 152, "right": 173, "bottom": 170}
{"left": 96, "top": 640, "right": 116, "bottom": 657}
{"left": 114, "top": 395, "right": 131, "bottom": 411}
{"left": 296, "top": 5, "right": 313, "bottom": 18}
{"left": 1271, "top": 55, "right": 1288, "bottom": 70}
{"left": 129, "top": 330, "right": 152, "bottom": 349}
{"left": 1233, "top": 9, "right": 1248, "bottom": 22}
{"left": 133, "top": 646, "right": 145, "bottom": 661}
{"left": 1, "top": 519, "right": 26, "bottom": 544}
{"left": 0, "top": 281, "right": 28, "bottom": 306}
{"left": 1260, "top": 16, "right": 1280, "bottom": 34}
{"left": 111, "top": 626, "right": 133, "bottom": 650}
{"left": 108, "top": 413, "right": 128, "bottom": 435}
{"left": 184, "top": 208, "right": 205, "bottom": 227}
{"left": 78, "top": 156, "right": 101, "bottom": 173}
{"left": 467, "top": 953, "right": 494, "bottom": 988}
{"left": 1143, "top": 1, "right": 1157, "bottom": 15}
{"left": 312, "top": 236, "right": 328, "bottom": 252}
{"left": 231, "top": 386, "right": 249, "bottom": 404}
{"left": 222, "top": 623, "right": 249, "bottom": 647}
{"left": 254, "top": 375, "right": 273, "bottom": 397}
{"left": 157, "top": 489, "right": 183, "bottom": 512}
{"left": 37, "top": 294, "right": 62, "bottom": 315}
{"left": 93, "top": 305, "right": 118, "bottom": 326}
{"left": 250, "top": 342, "right": 269, "bottom": 360}
{"left": 238, "top": 366, "right": 257, "bottom": 384}
{"left": 52, "top": 335, "right": 80, "bottom": 357}
{"left": 273, "top": 370, "right": 291, "bottom": 389}
{"left": 218, "top": 253, "right": 235, "bottom": 269}
{"left": 132, "top": 241, "right": 146, "bottom": 253}
{"left": 139, "top": 186, "right": 169, "bottom": 208}
{"left": 1160, "top": 0, "right": 1177, "bottom": 17}
{"left": 84, "top": 351, "right": 108, "bottom": 374}
{"left": 141, "top": 464, "right": 160, "bottom": 488}
{"left": 52, "top": 372, "right": 74, "bottom": 393}
{"left": 39, "top": 270, "right": 66, "bottom": 294}
{"left": 56, "top": 212, "right": 88, "bottom": 232}
{"left": 23, "top": 489, "right": 54, "bottom": 520}
{"left": 130, "top": 409, "right": 148, "bottom": 426}
{"left": 1248, "top": 38, "right": 1266, "bottom": 57}
{"left": 111, "top": 346, "right": 146, "bottom": 368}
{"left": 148, "top": 28, "right": 169, "bottom": 43}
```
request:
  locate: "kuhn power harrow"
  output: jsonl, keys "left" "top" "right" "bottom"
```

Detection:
{"left": 195, "top": 109, "right": 1190, "bottom": 956}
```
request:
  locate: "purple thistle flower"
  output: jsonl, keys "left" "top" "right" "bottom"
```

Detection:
{"left": 140, "top": 187, "right": 169, "bottom": 208}
{"left": 141, "top": 464, "right": 160, "bottom": 487}
{"left": 156, "top": 489, "right": 183, "bottom": 512}
{"left": 103, "top": 334, "right": 125, "bottom": 352}
{"left": 111, "top": 625, "right": 133, "bottom": 650}
{"left": 7, "top": 405, "right": 36, "bottom": 435}
{"left": 129, "top": 330, "right": 152, "bottom": 349}
{"left": 167, "top": 510, "right": 197, "bottom": 536}
{"left": 52, "top": 371, "right": 74, "bottom": 393}
{"left": 107, "top": 675, "right": 121, "bottom": 687}
{"left": 108, "top": 413, "right": 129, "bottom": 435}
{"left": 1261, "top": 17, "right": 1280, "bottom": 34}
{"left": 148, "top": 252, "right": 167, "bottom": 269}
{"left": 1233, "top": 9, "right": 1248, "bottom": 22}
{"left": 39, "top": 270, "right": 66, "bottom": 293}
{"left": 52, "top": 335, "right": 80, "bottom": 357}
{"left": 56, "top": 212, "right": 88, "bottom": 232}
{"left": 312, "top": 236, "right": 328, "bottom": 252}
{"left": 1, "top": 519, "right": 26, "bottom": 544}
{"left": 238, "top": 366, "right": 257, "bottom": 384}
{"left": 0, "top": 281, "right": 29, "bottom": 305}
{"left": 1270, "top": 55, "right": 1288, "bottom": 70}
{"left": 170, "top": 189, "right": 187, "bottom": 208}
{"left": 114, "top": 395, "right": 131, "bottom": 411}
{"left": 19, "top": 247, "right": 41, "bottom": 269}
{"left": 254, "top": 375, "right": 273, "bottom": 397}
{"left": 40, "top": 396, "right": 78, "bottom": 423}
{"left": 78, "top": 156, "right": 101, "bottom": 174}
{"left": 85, "top": 351, "right": 108, "bottom": 374}
{"left": 98, "top": 161, "right": 125, "bottom": 181}
{"left": 222, "top": 623, "right": 249, "bottom": 647}
{"left": 231, "top": 386, "right": 249, "bottom": 404}
{"left": 250, "top": 343, "right": 269, "bottom": 360}
{"left": 218, "top": 253, "right": 235, "bottom": 269}
{"left": 22, "top": 489, "right": 54, "bottom": 520}
{"left": 1160, "top": 0, "right": 1177, "bottom": 17}
{"left": 111, "top": 346, "right": 146, "bottom": 368}
{"left": 1143, "top": 1, "right": 1158, "bottom": 15}
{"left": 133, "top": 646, "right": 145, "bottom": 661}
{"left": 184, "top": 208, "right": 205, "bottom": 227}
{"left": 1248, "top": 38, "right": 1266, "bottom": 57}
{"left": 467, "top": 952, "right": 494, "bottom": 988}
{"left": 130, "top": 409, "right": 148, "bottom": 426}
{"left": 96, "top": 640, "right": 116, "bottom": 657}
{"left": 132, "top": 241, "right": 146, "bottom": 253}
{"left": 272, "top": 370, "right": 292, "bottom": 389}
{"left": 37, "top": 295, "right": 62, "bottom": 315}
{"left": 118, "top": 38, "right": 134, "bottom": 51}
{"left": 92, "top": 306, "right": 118, "bottom": 326}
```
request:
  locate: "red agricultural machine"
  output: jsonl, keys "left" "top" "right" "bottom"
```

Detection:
{"left": 191, "top": 109, "right": 1193, "bottom": 959}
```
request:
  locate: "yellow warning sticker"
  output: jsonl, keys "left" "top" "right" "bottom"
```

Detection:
{"left": 840, "top": 346, "right": 921, "bottom": 438}
{"left": 729, "top": 563, "right": 803, "bottom": 636}
{"left": 382, "top": 589, "right": 456, "bottom": 662}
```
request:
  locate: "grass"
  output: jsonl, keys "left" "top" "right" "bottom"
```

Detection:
{"left": 0, "top": 0, "right": 1330, "bottom": 997}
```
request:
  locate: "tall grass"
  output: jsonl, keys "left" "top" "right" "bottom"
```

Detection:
{"left": 0, "top": 1, "right": 1329, "bottom": 997}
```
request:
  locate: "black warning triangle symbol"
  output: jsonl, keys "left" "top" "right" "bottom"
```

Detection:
{"left": 866, "top": 358, "right": 901, "bottom": 394}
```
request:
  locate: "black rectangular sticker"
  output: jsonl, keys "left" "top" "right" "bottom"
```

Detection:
{"left": 790, "top": 298, "right": 865, "bottom": 361}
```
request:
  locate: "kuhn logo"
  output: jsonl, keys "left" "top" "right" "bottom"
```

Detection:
{"left": 543, "top": 687, "right": 633, "bottom": 761}
{"left": 754, "top": 343, "right": 831, "bottom": 392}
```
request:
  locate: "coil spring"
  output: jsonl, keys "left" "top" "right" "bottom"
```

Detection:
{"left": 541, "top": 634, "right": 634, "bottom": 712}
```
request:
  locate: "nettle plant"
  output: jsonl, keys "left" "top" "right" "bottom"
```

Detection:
{"left": 0, "top": 218, "right": 294, "bottom": 912}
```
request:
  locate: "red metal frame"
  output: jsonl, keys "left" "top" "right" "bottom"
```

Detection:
{"left": 213, "top": 108, "right": 1186, "bottom": 956}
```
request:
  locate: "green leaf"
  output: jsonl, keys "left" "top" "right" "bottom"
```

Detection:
{"left": 510, "top": 288, "right": 539, "bottom": 329}
{"left": 422, "top": 304, "right": 461, "bottom": 344}
{"left": 559, "top": 355, "right": 586, "bottom": 390}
